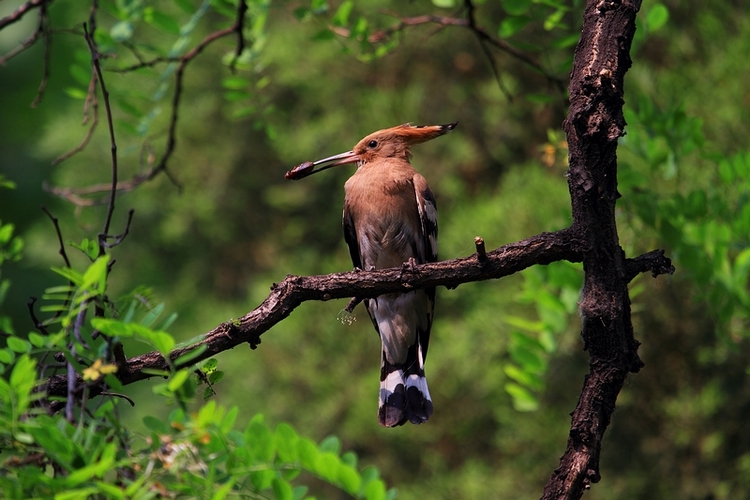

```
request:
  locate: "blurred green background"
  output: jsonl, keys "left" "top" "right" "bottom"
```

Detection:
{"left": 1, "top": 0, "right": 749, "bottom": 498}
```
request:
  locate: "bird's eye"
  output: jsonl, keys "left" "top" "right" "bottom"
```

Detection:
{"left": 368, "top": 140, "right": 378, "bottom": 148}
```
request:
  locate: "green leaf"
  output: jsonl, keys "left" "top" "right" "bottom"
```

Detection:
{"left": 245, "top": 418, "right": 275, "bottom": 462}
{"left": 10, "top": 354, "right": 36, "bottom": 413}
{"left": 69, "top": 64, "right": 91, "bottom": 86}
{"left": 311, "top": 29, "right": 335, "bottom": 41}
{"left": 275, "top": 423, "right": 300, "bottom": 462}
{"left": 331, "top": 1, "right": 353, "bottom": 27}
{"left": 311, "top": 0, "right": 328, "bottom": 13}
{"left": 504, "top": 363, "right": 544, "bottom": 391}
{"left": 498, "top": 16, "right": 531, "bottom": 38}
{"left": 92, "top": 318, "right": 175, "bottom": 356}
{"left": 504, "top": 316, "right": 545, "bottom": 332}
{"left": 297, "top": 437, "right": 319, "bottom": 470}
{"left": 65, "top": 87, "right": 89, "bottom": 100}
{"left": 212, "top": 478, "right": 236, "bottom": 500}
{"left": 293, "top": 7, "right": 311, "bottom": 21}
{"left": 646, "top": 4, "right": 669, "bottom": 31}
{"left": 338, "top": 464, "right": 361, "bottom": 494}
{"left": 315, "top": 452, "right": 340, "bottom": 482}
{"left": 144, "top": 8, "right": 181, "bottom": 35}
{"left": 224, "top": 90, "right": 250, "bottom": 102}
{"left": 0, "top": 348, "right": 14, "bottom": 364}
{"left": 143, "top": 415, "right": 169, "bottom": 434}
{"left": 50, "top": 266, "right": 84, "bottom": 286}
{"left": 82, "top": 255, "right": 110, "bottom": 295}
{"left": 550, "top": 33, "right": 580, "bottom": 49}
{"left": 509, "top": 344, "right": 546, "bottom": 373}
{"left": 319, "top": 435, "right": 341, "bottom": 454}
{"left": 432, "top": 0, "right": 455, "bottom": 6}
{"left": 544, "top": 9, "right": 567, "bottom": 31}
{"left": 502, "top": 0, "right": 531, "bottom": 16}
{"left": 208, "top": 370, "right": 224, "bottom": 384}
{"left": 525, "top": 93, "right": 556, "bottom": 104}
{"left": 222, "top": 76, "right": 249, "bottom": 90}
{"left": 7, "top": 336, "right": 31, "bottom": 353}
{"left": 167, "top": 369, "right": 190, "bottom": 392}
{"left": 363, "top": 477, "right": 387, "bottom": 500}
{"left": 174, "top": 344, "right": 208, "bottom": 367}
{"left": 110, "top": 21, "right": 134, "bottom": 42}
{"left": 505, "top": 382, "right": 540, "bottom": 412}
{"left": 272, "top": 477, "right": 294, "bottom": 500}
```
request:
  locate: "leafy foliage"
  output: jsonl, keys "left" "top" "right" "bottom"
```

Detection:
{"left": 0, "top": 254, "right": 390, "bottom": 498}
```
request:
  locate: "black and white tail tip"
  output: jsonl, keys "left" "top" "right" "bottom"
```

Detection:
{"left": 378, "top": 367, "right": 433, "bottom": 428}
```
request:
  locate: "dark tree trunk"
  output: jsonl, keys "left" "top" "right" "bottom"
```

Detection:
{"left": 542, "top": 1, "right": 645, "bottom": 498}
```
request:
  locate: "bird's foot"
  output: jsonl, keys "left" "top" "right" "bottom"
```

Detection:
{"left": 399, "top": 257, "right": 419, "bottom": 281}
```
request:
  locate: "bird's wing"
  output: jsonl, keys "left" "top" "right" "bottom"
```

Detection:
{"left": 342, "top": 204, "right": 363, "bottom": 270}
{"left": 412, "top": 173, "right": 438, "bottom": 263}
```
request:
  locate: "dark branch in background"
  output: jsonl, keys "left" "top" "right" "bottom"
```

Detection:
{"left": 0, "top": 0, "right": 50, "bottom": 30}
{"left": 332, "top": 4, "right": 563, "bottom": 87}
{"left": 0, "top": 2, "right": 52, "bottom": 108}
{"left": 43, "top": 228, "right": 673, "bottom": 412}
{"left": 229, "top": 0, "right": 248, "bottom": 73}
{"left": 51, "top": 72, "right": 99, "bottom": 166}
{"left": 463, "top": 0, "right": 512, "bottom": 101}
{"left": 38, "top": 206, "right": 75, "bottom": 327}
{"left": 30, "top": 2, "right": 51, "bottom": 107}
{"left": 26, "top": 297, "right": 49, "bottom": 335}
{"left": 82, "top": 22, "right": 119, "bottom": 250}
{"left": 45, "top": 1, "right": 249, "bottom": 204}
{"left": 41, "top": 206, "right": 72, "bottom": 268}
{"left": 101, "top": 209, "right": 135, "bottom": 250}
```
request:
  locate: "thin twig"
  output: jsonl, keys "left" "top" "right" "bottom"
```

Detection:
{"left": 27, "top": 297, "right": 50, "bottom": 335}
{"left": 0, "top": 2, "right": 47, "bottom": 66}
{"left": 102, "top": 208, "right": 135, "bottom": 249}
{"left": 52, "top": 71, "right": 99, "bottom": 165}
{"left": 0, "top": 0, "right": 49, "bottom": 30}
{"left": 464, "top": 0, "right": 513, "bottom": 101}
{"left": 42, "top": 206, "right": 72, "bottom": 268}
{"left": 82, "top": 23, "right": 118, "bottom": 248}
{"left": 229, "top": 0, "right": 248, "bottom": 73}
{"left": 100, "top": 391, "right": 135, "bottom": 406}
{"left": 154, "top": 24, "right": 239, "bottom": 190}
{"left": 30, "top": 2, "right": 51, "bottom": 107}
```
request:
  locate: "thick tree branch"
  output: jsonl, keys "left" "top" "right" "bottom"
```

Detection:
{"left": 43, "top": 226, "right": 671, "bottom": 413}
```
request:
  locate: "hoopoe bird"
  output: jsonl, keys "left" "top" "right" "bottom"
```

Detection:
{"left": 286, "top": 122, "right": 457, "bottom": 427}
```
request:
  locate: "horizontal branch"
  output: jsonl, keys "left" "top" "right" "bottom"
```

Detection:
{"left": 45, "top": 226, "right": 672, "bottom": 412}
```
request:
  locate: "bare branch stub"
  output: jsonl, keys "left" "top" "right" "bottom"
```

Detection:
{"left": 625, "top": 249, "right": 675, "bottom": 282}
{"left": 542, "top": 1, "right": 647, "bottom": 499}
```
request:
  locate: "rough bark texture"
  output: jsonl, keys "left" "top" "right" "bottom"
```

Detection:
{"left": 541, "top": 1, "right": 646, "bottom": 498}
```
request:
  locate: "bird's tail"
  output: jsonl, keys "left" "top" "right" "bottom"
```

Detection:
{"left": 378, "top": 347, "right": 433, "bottom": 427}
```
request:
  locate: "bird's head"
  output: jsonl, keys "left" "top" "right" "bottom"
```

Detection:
{"left": 285, "top": 122, "right": 457, "bottom": 180}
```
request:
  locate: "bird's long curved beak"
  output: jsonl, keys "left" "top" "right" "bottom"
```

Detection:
{"left": 285, "top": 150, "right": 359, "bottom": 180}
